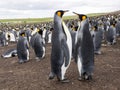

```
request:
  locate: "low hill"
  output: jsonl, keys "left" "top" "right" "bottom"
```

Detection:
{"left": 0, "top": 10, "right": 120, "bottom": 24}
{"left": 108, "top": 10, "right": 120, "bottom": 15}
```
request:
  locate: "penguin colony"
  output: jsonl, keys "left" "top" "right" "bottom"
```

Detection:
{"left": 0, "top": 10, "right": 120, "bottom": 83}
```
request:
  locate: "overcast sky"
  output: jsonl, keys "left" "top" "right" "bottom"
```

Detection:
{"left": 0, "top": 0, "right": 120, "bottom": 19}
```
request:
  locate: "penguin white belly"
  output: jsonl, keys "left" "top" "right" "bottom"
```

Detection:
{"left": 10, "top": 33, "right": 15, "bottom": 42}
{"left": 27, "top": 49, "right": 29, "bottom": 60}
{"left": 42, "top": 30, "right": 46, "bottom": 39}
{"left": 48, "top": 33, "right": 52, "bottom": 43}
{"left": 62, "top": 21, "right": 72, "bottom": 62}
{"left": 5, "top": 32, "right": 9, "bottom": 40}
{"left": 77, "top": 55, "right": 82, "bottom": 76}
{"left": 3, "top": 54, "right": 12, "bottom": 58}
{"left": 42, "top": 46, "right": 45, "bottom": 58}
{"left": 61, "top": 21, "right": 72, "bottom": 80}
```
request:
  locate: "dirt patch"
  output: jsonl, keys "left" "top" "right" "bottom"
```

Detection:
{"left": 0, "top": 38, "right": 120, "bottom": 90}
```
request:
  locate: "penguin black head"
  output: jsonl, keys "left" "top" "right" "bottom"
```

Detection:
{"left": 38, "top": 29, "right": 43, "bottom": 35}
{"left": 8, "top": 34, "right": 10, "bottom": 38}
{"left": 73, "top": 12, "right": 87, "bottom": 21}
{"left": 94, "top": 25, "right": 98, "bottom": 31}
{"left": 55, "top": 10, "right": 69, "bottom": 18}
{"left": 20, "top": 32, "right": 25, "bottom": 37}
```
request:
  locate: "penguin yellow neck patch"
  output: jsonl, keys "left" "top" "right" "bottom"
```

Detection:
{"left": 37, "top": 29, "right": 40, "bottom": 32}
{"left": 57, "top": 12, "right": 61, "bottom": 17}
{"left": 22, "top": 34, "right": 25, "bottom": 37}
{"left": 82, "top": 16, "right": 86, "bottom": 20}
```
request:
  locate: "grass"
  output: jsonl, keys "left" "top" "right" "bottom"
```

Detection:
{"left": 0, "top": 13, "right": 105, "bottom": 24}
{"left": 0, "top": 17, "right": 53, "bottom": 23}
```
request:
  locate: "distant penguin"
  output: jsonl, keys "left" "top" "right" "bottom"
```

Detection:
{"left": 70, "top": 25, "right": 77, "bottom": 58}
{"left": 47, "top": 28, "right": 53, "bottom": 43}
{"left": 30, "top": 28, "right": 45, "bottom": 61}
{"left": 0, "top": 31, "right": 8, "bottom": 46}
{"left": 8, "top": 29, "right": 17, "bottom": 42}
{"left": 42, "top": 27, "right": 47, "bottom": 44}
{"left": 116, "top": 19, "right": 120, "bottom": 36}
{"left": 49, "top": 10, "right": 72, "bottom": 83}
{"left": 17, "top": 32, "right": 29, "bottom": 64}
{"left": 106, "top": 24, "right": 117, "bottom": 45}
{"left": 92, "top": 25, "right": 103, "bottom": 55}
{"left": 1, "top": 48, "right": 17, "bottom": 58}
{"left": 25, "top": 29, "right": 32, "bottom": 42}
{"left": 73, "top": 12, "right": 94, "bottom": 80}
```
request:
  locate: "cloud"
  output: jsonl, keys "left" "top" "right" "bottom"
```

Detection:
{"left": 0, "top": 0, "right": 120, "bottom": 18}
{"left": 0, "top": 1, "right": 87, "bottom": 10}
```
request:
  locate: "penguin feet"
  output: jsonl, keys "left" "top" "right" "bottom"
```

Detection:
{"left": 24, "top": 59, "right": 29, "bottom": 63}
{"left": 18, "top": 60, "right": 24, "bottom": 64}
{"left": 94, "top": 51, "right": 102, "bottom": 55}
{"left": 49, "top": 72, "right": 55, "bottom": 80}
{"left": 78, "top": 74, "right": 92, "bottom": 81}
{"left": 35, "top": 57, "right": 41, "bottom": 62}
{"left": 78, "top": 76, "right": 85, "bottom": 81}
{"left": 57, "top": 76, "right": 70, "bottom": 83}
{"left": 84, "top": 74, "right": 92, "bottom": 80}
{"left": 59, "top": 78, "right": 70, "bottom": 83}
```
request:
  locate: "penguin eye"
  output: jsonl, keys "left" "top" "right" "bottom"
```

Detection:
{"left": 82, "top": 16, "right": 86, "bottom": 20}
{"left": 57, "top": 12, "right": 61, "bottom": 17}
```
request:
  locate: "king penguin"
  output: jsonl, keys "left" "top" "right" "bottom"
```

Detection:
{"left": 49, "top": 10, "right": 72, "bottom": 82}
{"left": 17, "top": 31, "right": 29, "bottom": 64}
{"left": 1, "top": 48, "right": 17, "bottom": 58}
{"left": 30, "top": 28, "right": 45, "bottom": 61}
{"left": 73, "top": 12, "right": 94, "bottom": 80}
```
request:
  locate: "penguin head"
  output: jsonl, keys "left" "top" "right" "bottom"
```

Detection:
{"left": 73, "top": 12, "right": 87, "bottom": 21}
{"left": 94, "top": 25, "right": 98, "bottom": 31}
{"left": 55, "top": 10, "right": 69, "bottom": 18}
{"left": 8, "top": 34, "right": 10, "bottom": 38}
{"left": 20, "top": 32, "right": 25, "bottom": 37}
{"left": 31, "top": 28, "right": 38, "bottom": 36}
{"left": 37, "top": 29, "right": 43, "bottom": 35}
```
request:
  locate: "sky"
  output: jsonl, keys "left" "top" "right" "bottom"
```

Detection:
{"left": 0, "top": 0, "right": 120, "bottom": 19}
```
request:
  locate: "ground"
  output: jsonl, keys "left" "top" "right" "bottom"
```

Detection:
{"left": 0, "top": 38, "right": 120, "bottom": 90}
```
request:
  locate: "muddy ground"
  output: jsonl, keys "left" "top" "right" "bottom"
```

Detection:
{"left": 0, "top": 38, "right": 120, "bottom": 90}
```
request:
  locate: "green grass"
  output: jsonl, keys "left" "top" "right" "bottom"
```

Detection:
{"left": 0, "top": 13, "right": 105, "bottom": 24}
{"left": 0, "top": 17, "right": 53, "bottom": 23}
{"left": 87, "top": 13, "right": 105, "bottom": 17}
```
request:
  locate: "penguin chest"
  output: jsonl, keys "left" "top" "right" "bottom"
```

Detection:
{"left": 62, "top": 22, "right": 72, "bottom": 55}
{"left": 62, "top": 22, "right": 72, "bottom": 66}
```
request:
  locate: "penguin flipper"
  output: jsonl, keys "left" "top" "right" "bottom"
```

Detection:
{"left": 61, "top": 39, "right": 70, "bottom": 67}
{"left": 74, "top": 39, "right": 81, "bottom": 63}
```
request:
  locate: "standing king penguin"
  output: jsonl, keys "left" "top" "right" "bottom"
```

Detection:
{"left": 17, "top": 32, "right": 29, "bottom": 64}
{"left": 49, "top": 10, "right": 72, "bottom": 82}
{"left": 73, "top": 12, "right": 94, "bottom": 80}
{"left": 30, "top": 28, "right": 45, "bottom": 61}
